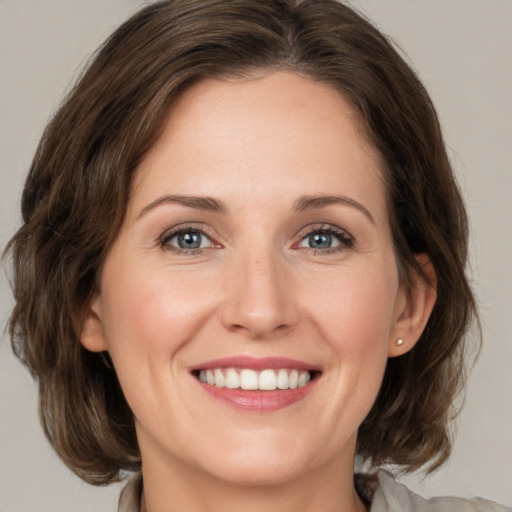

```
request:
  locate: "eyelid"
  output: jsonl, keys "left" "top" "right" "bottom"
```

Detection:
{"left": 157, "top": 222, "right": 354, "bottom": 255}
{"left": 293, "top": 223, "right": 355, "bottom": 252}
{"left": 158, "top": 223, "right": 222, "bottom": 253}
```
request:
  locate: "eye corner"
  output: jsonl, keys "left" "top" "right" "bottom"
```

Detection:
{"left": 158, "top": 224, "right": 222, "bottom": 254}
{"left": 293, "top": 224, "right": 355, "bottom": 254}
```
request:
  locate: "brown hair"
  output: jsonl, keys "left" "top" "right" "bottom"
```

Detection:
{"left": 5, "top": 0, "right": 477, "bottom": 484}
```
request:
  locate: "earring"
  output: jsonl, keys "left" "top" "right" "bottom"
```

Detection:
{"left": 396, "top": 338, "right": 404, "bottom": 346}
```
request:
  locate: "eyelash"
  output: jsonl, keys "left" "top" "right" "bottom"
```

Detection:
{"left": 158, "top": 224, "right": 355, "bottom": 255}
{"left": 159, "top": 224, "right": 218, "bottom": 255}
{"left": 294, "top": 224, "right": 355, "bottom": 254}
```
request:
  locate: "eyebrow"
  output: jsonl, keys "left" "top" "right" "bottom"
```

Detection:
{"left": 137, "top": 195, "right": 228, "bottom": 219}
{"left": 137, "top": 193, "right": 374, "bottom": 224}
{"left": 294, "top": 195, "right": 375, "bottom": 224}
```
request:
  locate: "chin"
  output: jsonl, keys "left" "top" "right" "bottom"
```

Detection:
{"left": 187, "top": 430, "right": 342, "bottom": 488}
{"left": 201, "top": 453, "right": 310, "bottom": 487}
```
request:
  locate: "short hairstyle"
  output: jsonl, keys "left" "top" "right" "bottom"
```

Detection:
{"left": 5, "top": 0, "right": 477, "bottom": 485}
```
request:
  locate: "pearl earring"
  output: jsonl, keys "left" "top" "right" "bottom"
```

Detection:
{"left": 396, "top": 338, "right": 404, "bottom": 346}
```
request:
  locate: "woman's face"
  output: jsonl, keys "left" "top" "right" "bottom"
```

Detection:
{"left": 82, "top": 72, "right": 426, "bottom": 485}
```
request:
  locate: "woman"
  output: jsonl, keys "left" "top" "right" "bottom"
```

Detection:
{"left": 4, "top": 1, "right": 510, "bottom": 511}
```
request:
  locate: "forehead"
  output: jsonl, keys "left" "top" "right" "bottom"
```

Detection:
{"left": 146, "top": 71, "right": 375, "bottom": 163}
{"left": 130, "top": 71, "right": 387, "bottom": 222}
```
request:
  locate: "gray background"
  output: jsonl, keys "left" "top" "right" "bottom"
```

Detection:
{"left": 1, "top": 1, "right": 511, "bottom": 510}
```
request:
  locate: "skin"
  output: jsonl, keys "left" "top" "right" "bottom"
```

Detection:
{"left": 81, "top": 72, "right": 436, "bottom": 512}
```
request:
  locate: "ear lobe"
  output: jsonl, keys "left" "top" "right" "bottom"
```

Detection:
{"left": 80, "top": 294, "right": 108, "bottom": 353}
{"left": 388, "top": 254, "right": 437, "bottom": 357}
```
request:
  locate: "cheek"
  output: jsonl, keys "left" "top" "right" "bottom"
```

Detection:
{"left": 306, "top": 261, "right": 398, "bottom": 411}
{"left": 100, "top": 260, "right": 214, "bottom": 355}
{"left": 97, "top": 263, "right": 217, "bottom": 420}
{"left": 305, "top": 260, "right": 399, "bottom": 351}
{"left": 97, "top": 260, "right": 228, "bottom": 415}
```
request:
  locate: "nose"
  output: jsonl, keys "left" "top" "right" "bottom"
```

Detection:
{"left": 220, "top": 249, "right": 298, "bottom": 339}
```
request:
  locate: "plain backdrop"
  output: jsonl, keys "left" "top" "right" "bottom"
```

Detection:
{"left": 1, "top": 1, "right": 511, "bottom": 511}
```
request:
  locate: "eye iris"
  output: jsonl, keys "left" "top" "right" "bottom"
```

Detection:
{"left": 178, "top": 231, "right": 202, "bottom": 249}
{"left": 309, "top": 232, "right": 331, "bottom": 248}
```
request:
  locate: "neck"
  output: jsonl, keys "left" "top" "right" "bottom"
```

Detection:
{"left": 138, "top": 448, "right": 368, "bottom": 512}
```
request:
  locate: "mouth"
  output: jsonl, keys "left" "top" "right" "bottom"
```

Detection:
{"left": 190, "top": 357, "right": 321, "bottom": 411}
{"left": 192, "top": 367, "right": 319, "bottom": 391}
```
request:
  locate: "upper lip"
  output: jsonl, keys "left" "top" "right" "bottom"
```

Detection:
{"left": 189, "top": 356, "right": 321, "bottom": 372}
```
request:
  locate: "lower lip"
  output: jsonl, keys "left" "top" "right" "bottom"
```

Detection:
{"left": 195, "top": 378, "right": 318, "bottom": 412}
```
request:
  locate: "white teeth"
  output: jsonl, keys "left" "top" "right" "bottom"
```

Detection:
{"left": 197, "top": 368, "right": 313, "bottom": 391}
{"left": 259, "top": 369, "right": 277, "bottom": 390}
{"left": 214, "top": 368, "right": 225, "bottom": 387}
{"left": 289, "top": 369, "right": 299, "bottom": 389}
{"left": 298, "top": 371, "right": 311, "bottom": 388}
{"left": 225, "top": 368, "right": 240, "bottom": 389}
{"left": 277, "top": 369, "right": 289, "bottom": 389}
{"left": 240, "top": 369, "right": 259, "bottom": 390}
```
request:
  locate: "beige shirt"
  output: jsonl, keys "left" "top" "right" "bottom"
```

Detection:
{"left": 117, "top": 470, "right": 510, "bottom": 511}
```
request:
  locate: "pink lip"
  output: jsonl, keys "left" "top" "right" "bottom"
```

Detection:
{"left": 190, "top": 356, "right": 321, "bottom": 412}
{"left": 190, "top": 356, "right": 320, "bottom": 372}
{"left": 197, "top": 383, "right": 318, "bottom": 411}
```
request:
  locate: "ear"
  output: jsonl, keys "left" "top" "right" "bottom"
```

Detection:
{"left": 80, "top": 293, "right": 109, "bottom": 353}
{"left": 388, "top": 253, "right": 437, "bottom": 357}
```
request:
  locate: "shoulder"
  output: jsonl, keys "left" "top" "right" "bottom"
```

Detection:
{"left": 358, "top": 470, "right": 510, "bottom": 512}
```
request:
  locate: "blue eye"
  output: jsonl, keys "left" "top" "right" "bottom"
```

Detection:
{"left": 163, "top": 229, "right": 213, "bottom": 251}
{"left": 298, "top": 227, "right": 353, "bottom": 251}
{"left": 300, "top": 232, "right": 339, "bottom": 249}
